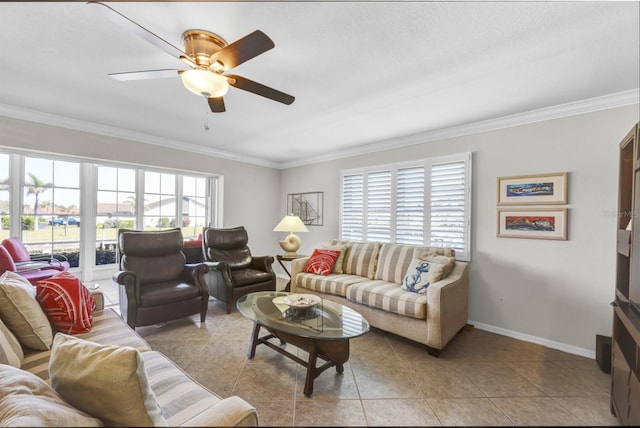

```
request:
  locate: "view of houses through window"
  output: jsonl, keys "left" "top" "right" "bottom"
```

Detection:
{"left": 0, "top": 151, "right": 217, "bottom": 274}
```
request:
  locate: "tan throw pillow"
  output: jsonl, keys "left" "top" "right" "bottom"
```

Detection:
{"left": 401, "top": 257, "right": 446, "bottom": 294}
{"left": 49, "top": 333, "right": 167, "bottom": 427}
{"left": 0, "top": 318, "right": 24, "bottom": 368}
{"left": 320, "top": 244, "right": 348, "bottom": 274}
{"left": 0, "top": 364, "right": 102, "bottom": 427}
{"left": 0, "top": 271, "right": 53, "bottom": 350}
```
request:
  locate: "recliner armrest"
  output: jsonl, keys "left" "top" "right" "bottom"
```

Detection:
{"left": 250, "top": 255, "right": 275, "bottom": 273}
{"left": 182, "top": 263, "right": 210, "bottom": 294}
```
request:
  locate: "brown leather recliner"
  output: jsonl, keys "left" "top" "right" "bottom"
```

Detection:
{"left": 114, "top": 228, "right": 209, "bottom": 329}
{"left": 203, "top": 226, "right": 276, "bottom": 314}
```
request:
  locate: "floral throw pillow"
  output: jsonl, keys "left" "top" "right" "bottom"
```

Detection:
{"left": 304, "top": 248, "right": 341, "bottom": 276}
{"left": 401, "top": 257, "right": 446, "bottom": 294}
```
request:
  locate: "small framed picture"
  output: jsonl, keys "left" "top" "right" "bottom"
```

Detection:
{"left": 497, "top": 208, "right": 568, "bottom": 240}
{"left": 497, "top": 172, "right": 567, "bottom": 205}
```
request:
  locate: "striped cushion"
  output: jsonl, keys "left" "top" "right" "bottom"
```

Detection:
{"left": 346, "top": 280, "right": 427, "bottom": 319}
{"left": 22, "top": 308, "right": 151, "bottom": 381}
{"left": 342, "top": 242, "right": 380, "bottom": 279}
{"left": 296, "top": 273, "right": 368, "bottom": 297}
{"left": 374, "top": 244, "right": 417, "bottom": 284}
{"left": 0, "top": 317, "right": 23, "bottom": 367}
{"left": 142, "top": 350, "right": 223, "bottom": 426}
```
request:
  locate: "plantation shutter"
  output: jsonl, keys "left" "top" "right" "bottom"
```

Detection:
{"left": 366, "top": 170, "right": 392, "bottom": 242}
{"left": 341, "top": 174, "right": 364, "bottom": 241}
{"left": 430, "top": 159, "right": 468, "bottom": 257}
{"left": 396, "top": 166, "right": 425, "bottom": 244}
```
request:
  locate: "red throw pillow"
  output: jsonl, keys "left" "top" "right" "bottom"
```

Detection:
{"left": 35, "top": 272, "right": 96, "bottom": 335}
{"left": 304, "top": 248, "right": 341, "bottom": 276}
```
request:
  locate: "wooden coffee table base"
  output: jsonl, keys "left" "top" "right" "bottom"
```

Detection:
{"left": 247, "top": 322, "right": 349, "bottom": 396}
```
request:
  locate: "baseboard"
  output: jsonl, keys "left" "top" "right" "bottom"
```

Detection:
{"left": 469, "top": 320, "right": 596, "bottom": 360}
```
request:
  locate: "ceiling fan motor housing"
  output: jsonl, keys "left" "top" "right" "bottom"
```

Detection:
{"left": 182, "top": 30, "right": 228, "bottom": 67}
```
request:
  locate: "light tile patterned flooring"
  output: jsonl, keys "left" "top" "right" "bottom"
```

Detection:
{"left": 95, "top": 278, "right": 619, "bottom": 426}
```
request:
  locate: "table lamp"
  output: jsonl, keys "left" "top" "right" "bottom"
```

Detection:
{"left": 273, "top": 214, "right": 309, "bottom": 257}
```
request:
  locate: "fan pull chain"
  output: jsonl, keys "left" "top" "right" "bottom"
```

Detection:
{"left": 204, "top": 109, "right": 210, "bottom": 131}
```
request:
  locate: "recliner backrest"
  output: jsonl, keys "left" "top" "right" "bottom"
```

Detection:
{"left": 119, "top": 228, "right": 186, "bottom": 284}
{"left": 1, "top": 237, "right": 30, "bottom": 262}
{"left": 203, "top": 226, "right": 252, "bottom": 269}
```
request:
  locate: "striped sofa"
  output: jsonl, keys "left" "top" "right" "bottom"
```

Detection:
{"left": 291, "top": 241, "right": 469, "bottom": 355}
{"left": 19, "top": 293, "right": 258, "bottom": 426}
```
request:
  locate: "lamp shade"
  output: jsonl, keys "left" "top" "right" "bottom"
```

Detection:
{"left": 273, "top": 215, "right": 308, "bottom": 257}
{"left": 273, "top": 215, "right": 309, "bottom": 233}
{"left": 180, "top": 69, "right": 229, "bottom": 98}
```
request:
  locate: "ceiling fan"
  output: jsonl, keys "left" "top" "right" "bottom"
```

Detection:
{"left": 88, "top": 1, "right": 295, "bottom": 113}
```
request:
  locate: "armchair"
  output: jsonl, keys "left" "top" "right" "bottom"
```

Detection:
{"left": 0, "top": 237, "right": 70, "bottom": 284}
{"left": 114, "top": 228, "right": 209, "bottom": 329}
{"left": 203, "top": 226, "right": 276, "bottom": 314}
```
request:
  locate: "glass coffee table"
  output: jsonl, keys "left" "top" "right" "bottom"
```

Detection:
{"left": 237, "top": 291, "right": 370, "bottom": 396}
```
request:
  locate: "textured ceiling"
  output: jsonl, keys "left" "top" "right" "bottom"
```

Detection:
{"left": 0, "top": 1, "right": 638, "bottom": 168}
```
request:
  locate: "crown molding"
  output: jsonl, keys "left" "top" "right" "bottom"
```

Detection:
{"left": 0, "top": 103, "right": 280, "bottom": 169}
{"left": 1, "top": 89, "right": 638, "bottom": 171}
{"left": 278, "top": 89, "right": 640, "bottom": 169}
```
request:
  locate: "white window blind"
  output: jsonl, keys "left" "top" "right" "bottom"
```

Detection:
{"left": 340, "top": 152, "right": 471, "bottom": 261}
{"left": 366, "top": 170, "right": 392, "bottom": 242}
{"left": 341, "top": 174, "right": 364, "bottom": 241}
{"left": 430, "top": 160, "right": 467, "bottom": 255}
{"left": 396, "top": 166, "right": 425, "bottom": 245}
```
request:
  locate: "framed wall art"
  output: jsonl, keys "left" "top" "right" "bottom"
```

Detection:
{"left": 287, "top": 192, "right": 323, "bottom": 226}
{"left": 497, "top": 208, "right": 567, "bottom": 240}
{"left": 497, "top": 172, "right": 567, "bottom": 205}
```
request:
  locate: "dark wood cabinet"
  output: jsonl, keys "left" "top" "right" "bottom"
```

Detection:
{"left": 613, "top": 122, "right": 640, "bottom": 426}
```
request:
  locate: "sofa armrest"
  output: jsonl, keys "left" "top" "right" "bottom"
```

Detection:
{"left": 425, "top": 261, "right": 469, "bottom": 350}
{"left": 290, "top": 256, "right": 310, "bottom": 292}
{"left": 179, "top": 396, "right": 258, "bottom": 427}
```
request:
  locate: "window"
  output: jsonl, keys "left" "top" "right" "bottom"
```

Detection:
{"left": 96, "top": 166, "right": 136, "bottom": 265}
{"left": 22, "top": 156, "right": 81, "bottom": 267}
{"left": 340, "top": 152, "right": 472, "bottom": 261}
{"left": 0, "top": 149, "right": 218, "bottom": 277}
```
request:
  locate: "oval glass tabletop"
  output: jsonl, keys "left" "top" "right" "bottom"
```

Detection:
{"left": 237, "top": 291, "right": 369, "bottom": 340}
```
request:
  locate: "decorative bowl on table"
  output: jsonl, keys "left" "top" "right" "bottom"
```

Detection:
{"left": 284, "top": 294, "right": 321, "bottom": 309}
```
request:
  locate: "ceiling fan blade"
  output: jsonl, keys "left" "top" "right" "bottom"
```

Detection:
{"left": 108, "top": 69, "right": 181, "bottom": 81}
{"left": 88, "top": 1, "right": 186, "bottom": 59}
{"left": 208, "top": 97, "right": 226, "bottom": 113}
{"left": 226, "top": 74, "right": 295, "bottom": 105}
{"left": 210, "top": 30, "right": 275, "bottom": 70}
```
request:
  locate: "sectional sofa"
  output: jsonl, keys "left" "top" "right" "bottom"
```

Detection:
{"left": 290, "top": 240, "right": 469, "bottom": 355}
{"left": 0, "top": 271, "right": 257, "bottom": 427}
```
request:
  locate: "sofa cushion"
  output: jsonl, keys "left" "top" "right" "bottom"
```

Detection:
{"left": 401, "top": 257, "right": 446, "bottom": 294}
{"left": 374, "top": 243, "right": 417, "bottom": 284}
{"left": 0, "top": 318, "right": 24, "bottom": 367}
{"left": 342, "top": 242, "right": 380, "bottom": 279}
{"left": 49, "top": 333, "right": 167, "bottom": 427}
{"left": 0, "top": 271, "right": 53, "bottom": 350}
{"left": 304, "top": 248, "right": 341, "bottom": 276}
{"left": 346, "top": 280, "right": 428, "bottom": 319}
{"left": 35, "top": 271, "right": 96, "bottom": 335}
{"left": 296, "top": 273, "right": 369, "bottom": 297}
{"left": 22, "top": 308, "right": 152, "bottom": 381}
{"left": 0, "top": 364, "right": 103, "bottom": 427}
{"left": 321, "top": 243, "right": 348, "bottom": 274}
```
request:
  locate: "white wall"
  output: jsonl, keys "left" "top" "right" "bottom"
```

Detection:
{"left": 280, "top": 105, "right": 640, "bottom": 356}
{"left": 0, "top": 116, "right": 282, "bottom": 258}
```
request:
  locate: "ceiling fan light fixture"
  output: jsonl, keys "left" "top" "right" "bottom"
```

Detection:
{"left": 180, "top": 69, "right": 229, "bottom": 98}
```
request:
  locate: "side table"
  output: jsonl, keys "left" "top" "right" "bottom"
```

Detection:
{"left": 276, "top": 254, "right": 307, "bottom": 292}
